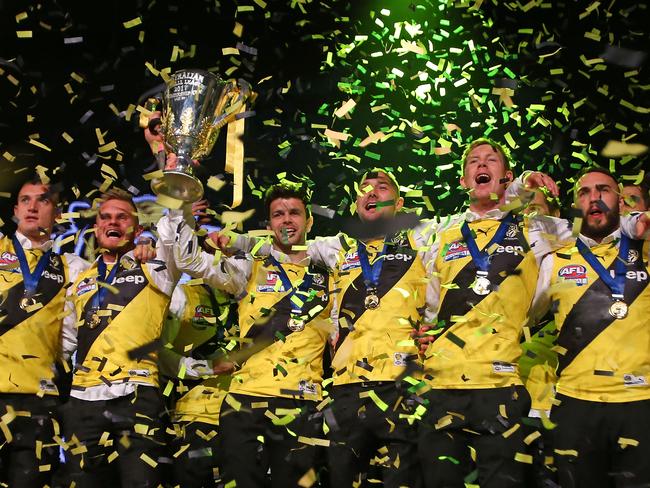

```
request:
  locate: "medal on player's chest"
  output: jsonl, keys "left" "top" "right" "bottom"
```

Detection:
{"left": 287, "top": 317, "right": 306, "bottom": 332}
{"left": 364, "top": 288, "right": 380, "bottom": 309}
{"left": 86, "top": 308, "right": 102, "bottom": 329}
{"left": 472, "top": 271, "right": 491, "bottom": 296}
{"left": 19, "top": 293, "right": 36, "bottom": 310}
{"left": 609, "top": 299, "right": 628, "bottom": 320}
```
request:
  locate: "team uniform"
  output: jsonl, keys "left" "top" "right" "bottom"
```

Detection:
{"left": 0, "top": 232, "right": 88, "bottom": 487}
{"left": 62, "top": 225, "right": 186, "bottom": 487}
{"left": 160, "top": 283, "right": 232, "bottom": 488}
{"left": 307, "top": 227, "right": 435, "bottom": 488}
{"left": 160, "top": 211, "right": 335, "bottom": 488}
{"left": 535, "top": 229, "right": 650, "bottom": 487}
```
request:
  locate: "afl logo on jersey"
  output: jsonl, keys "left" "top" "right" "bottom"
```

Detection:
{"left": 192, "top": 305, "right": 215, "bottom": 329}
{"left": 257, "top": 272, "right": 284, "bottom": 292}
{"left": 558, "top": 265, "right": 588, "bottom": 286}
{"left": 0, "top": 251, "right": 19, "bottom": 269}
{"left": 76, "top": 277, "right": 97, "bottom": 296}
{"left": 443, "top": 241, "right": 471, "bottom": 262}
{"left": 341, "top": 251, "right": 361, "bottom": 271}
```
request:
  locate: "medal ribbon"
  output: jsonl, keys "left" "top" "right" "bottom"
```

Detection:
{"left": 268, "top": 255, "right": 314, "bottom": 314}
{"left": 357, "top": 241, "right": 388, "bottom": 292}
{"left": 91, "top": 258, "right": 120, "bottom": 310}
{"left": 576, "top": 235, "right": 630, "bottom": 299}
{"left": 11, "top": 235, "right": 52, "bottom": 297}
{"left": 460, "top": 213, "right": 515, "bottom": 274}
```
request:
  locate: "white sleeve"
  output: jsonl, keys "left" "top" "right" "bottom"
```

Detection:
{"left": 61, "top": 254, "right": 90, "bottom": 360}
{"left": 157, "top": 211, "right": 250, "bottom": 296}
{"left": 412, "top": 218, "right": 441, "bottom": 324}
{"left": 306, "top": 234, "right": 346, "bottom": 270}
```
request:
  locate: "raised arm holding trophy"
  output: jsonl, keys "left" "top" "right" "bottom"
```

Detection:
{"left": 148, "top": 69, "right": 252, "bottom": 205}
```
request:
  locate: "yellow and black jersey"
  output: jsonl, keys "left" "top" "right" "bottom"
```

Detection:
{"left": 423, "top": 216, "right": 538, "bottom": 388}
{"left": 519, "top": 318, "right": 558, "bottom": 412}
{"left": 0, "top": 236, "right": 70, "bottom": 394}
{"left": 550, "top": 238, "right": 650, "bottom": 403}
{"left": 330, "top": 232, "right": 426, "bottom": 385}
{"left": 71, "top": 255, "right": 170, "bottom": 390}
{"left": 229, "top": 258, "right": 333, "bottom": 400}
{"left": 174, "top": 375, "right": 232, "bottom": 426}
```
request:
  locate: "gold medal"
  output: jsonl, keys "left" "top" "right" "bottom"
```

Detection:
{"left": 472, "top": 275, "right": 491, "bottom": 296}
{"left": 609, "top": 301, "right": 628, "bottom": 320}
{"left": 87, "top": 311, "right": 102, "bottom": 329}
{"left": 287, "top": 318, "right": 305, "bottom": 332}
{"left": 364, "top": 293, "right": 380, "bottom": 310}
{"left": 19, "top": 296, "right": 36, "bottom": 310}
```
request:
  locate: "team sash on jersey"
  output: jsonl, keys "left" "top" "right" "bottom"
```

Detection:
{"left": 556, "top": 239, "right": 648, "bottom": 376}
{"left": 0, "top": 252, "right": 65, "bottom": 337}
{"left": 244, "top": 261, "right": 329, "bottom": 342}
{"left": 437, "top": 218, "right": 528, "bottom": 326}
{"left": 336, "top": 233, "right": 417, "bottom": 352}
{"left": 76, "top": 260, "right": 149, "bottom": 366}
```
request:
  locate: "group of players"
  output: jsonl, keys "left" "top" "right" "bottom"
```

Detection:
{"left": 1, "top": 137, "right": 650, "bottom": 488}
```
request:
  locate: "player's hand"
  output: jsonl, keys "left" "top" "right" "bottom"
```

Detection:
{"left": 524, "top": 171, "right": 559, "bottom": 197}
{"left": 192, "top": 199, "right": 212, "bottom": 225}
{"left": 207, "top": 231, "right": 233, "bottom": 255}
{"left": 636, "top": 212, "right": 650, "bottom": 240}
{"left": 213, "top": 360, "right": 235, "bottom": 375}
{"left": 133, "top": 238, "right": 156, "bottom": 262}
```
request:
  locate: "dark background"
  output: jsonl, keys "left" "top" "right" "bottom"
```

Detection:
{"left": 1, "top": 0, "right": 648, "bottom": 241}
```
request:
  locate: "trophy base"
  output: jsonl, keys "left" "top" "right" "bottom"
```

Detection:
{"left": 151, "top": 171, "right": 204, "bottom": 203}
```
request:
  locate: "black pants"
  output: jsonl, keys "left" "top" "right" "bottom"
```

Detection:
{"left": 417, "top": 386, "right": 531, "bottom": 488}
{"left": 552, "top": 394, "right": 650, "bottom": 488}
{"left": 325, "top": 382, "right": 422, "bottom": 488}
{"left": 62, "top": 387, "right": 169, "bottom": 488}
{"left": 0, "top": 393, "right": 60, "bottom": 488}
{"left": 218, "top": 394, "right": 323, "bottom": 488}
{"left": 170, "top": 421, "right": 221, "bottom": 488}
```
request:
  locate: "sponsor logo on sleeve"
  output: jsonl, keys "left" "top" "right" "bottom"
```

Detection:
{"left": 0, "top": 251, "right": 19, "bottom": 269}
{"left": 558, "top": 265, "right": 589, "bottom": 286}
{"left": 192, "top": 305, "right": 215, "bottom": 329}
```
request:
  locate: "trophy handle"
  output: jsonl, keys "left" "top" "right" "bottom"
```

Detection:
{"left": 211, "top": 79, "right": 253, "bottom": 129}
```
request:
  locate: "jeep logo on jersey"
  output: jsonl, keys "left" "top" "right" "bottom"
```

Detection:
{"left": 443, "top": 241, "right": 471, "bottom": 262}
{"left": 340, "top": 251, "right": 361, "bottom": 271}
{"left": 0, "top": 251, "right": 18, "bottom": 268}
{"left": 42, "top": 269, "right": 64, "bottom": 284}
{"left": 384, "top": 253, "right": 413, "bottom": 262}
{"left": 192, "top": 304, "right": 215, "bottom": 329}
{"left": 608, "top": 269, "right": 649, "bottom": 283}
{"left": 111, "top": 274, "right": 146, "bottom": 285}
{"left": 559, "top": 265, "right": 588, "bottom": 286}
{"left": 493, "top": 244, "right": 524, "bottom": 255}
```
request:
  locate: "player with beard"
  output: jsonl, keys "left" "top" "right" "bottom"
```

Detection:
{"left": 531, "top": 168, "right": 650, "bottom": 487}
{"left": 160, "top": 183, "right": 335, "bottom": 488}
{"left": 0, "top": 177, "right": 89, "bottom": 487}
{"left": 62, "top": 189, "right": 184, "bottom": 487}
{"left": 217, "top": 170, "right": 437, "bottom": 486}
{"left": 415, "top": 140, "right": 647, "bottom": 488}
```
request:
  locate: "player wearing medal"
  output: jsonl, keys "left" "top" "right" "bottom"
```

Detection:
{"left": 275, "top": 169, "right": 435, "bottom": 487}
{"left": 414, "top": 138, "right": 579, "bottom": 487}
{"left": 162, "top": 183, "right": 334, "bottom": 488}
{"left": 531, "top": 168, "right": 650, "bottom": 487}
{"left": 62, "top": 189, "right": 186, "bottom": 487}
{"left": 0, "top": 177, "right": 89, "bottom": 487}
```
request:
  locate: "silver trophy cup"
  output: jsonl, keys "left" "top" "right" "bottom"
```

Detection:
{"left": 151, "top": 69, "right": 248, "bottom": 202}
